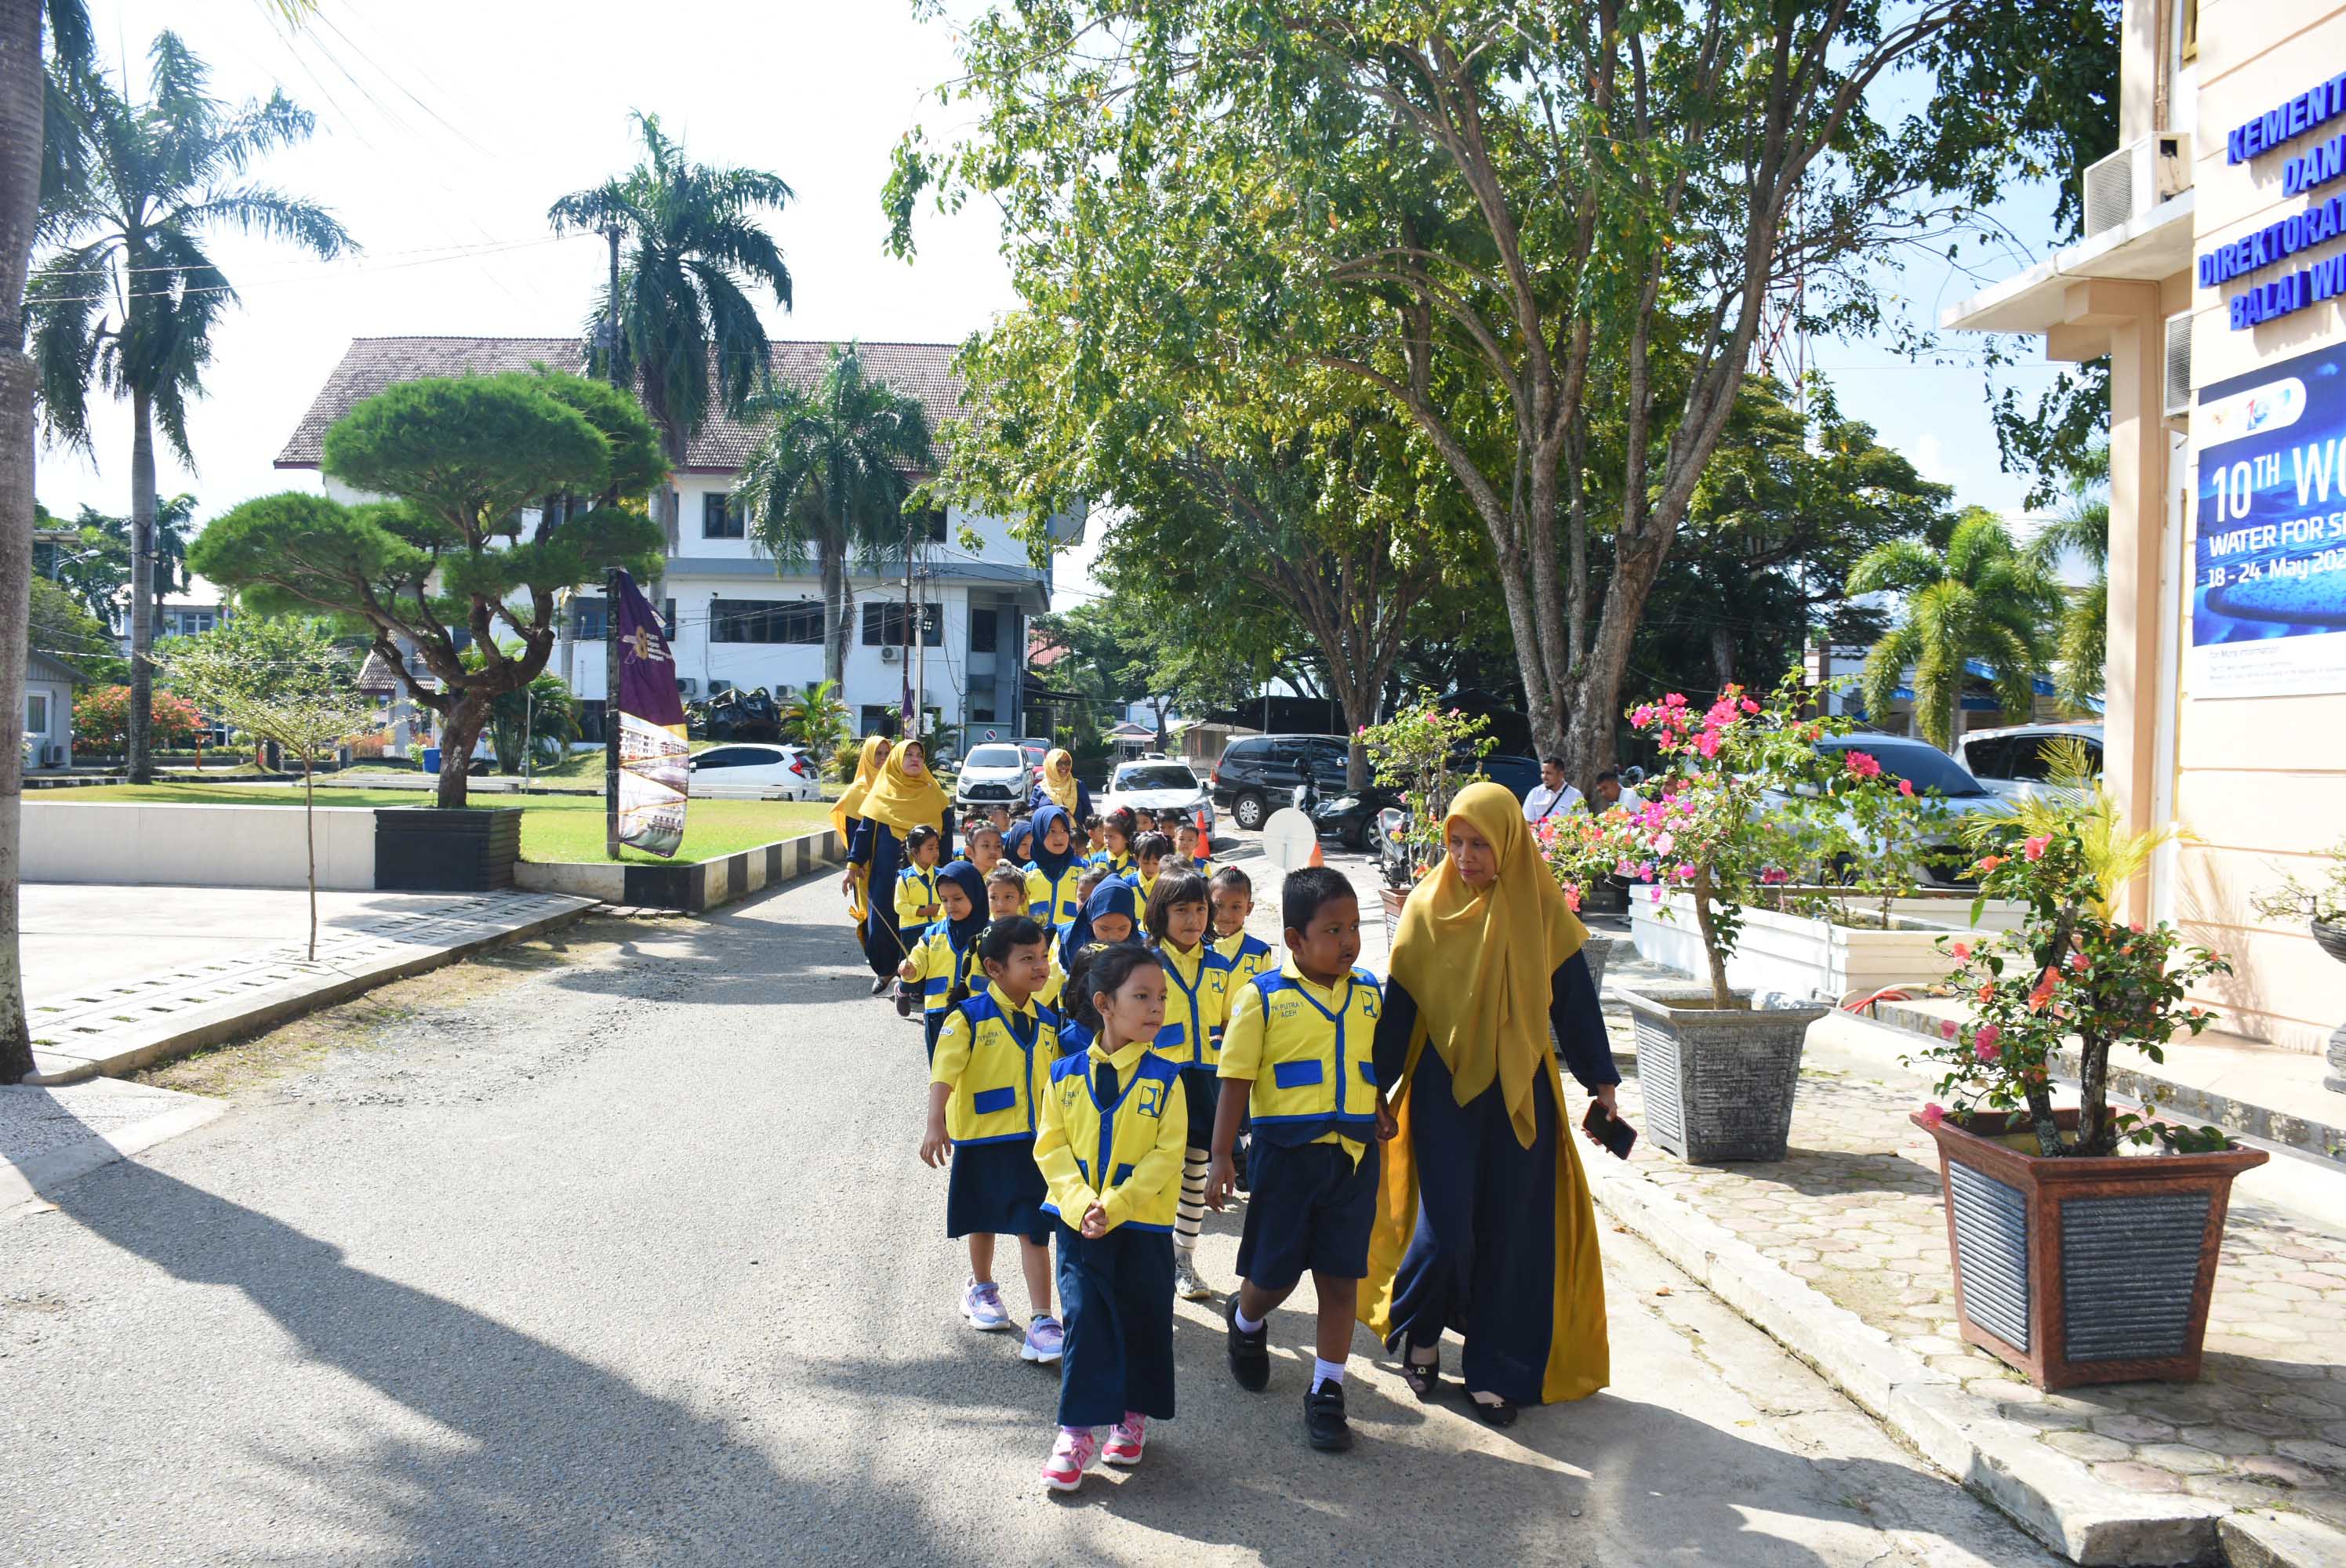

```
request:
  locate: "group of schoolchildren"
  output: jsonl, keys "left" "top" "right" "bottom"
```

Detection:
{"left": 866, "top": 797, "right": 1394, "bottom": 1494}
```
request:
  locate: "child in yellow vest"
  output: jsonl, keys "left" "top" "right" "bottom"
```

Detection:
{"left": 899, "top": 860, "right": 989, "bottom": 1058}
{"left": 1208, "top": 867, "right": 1393, "bottom": 1453}
{"left": 923, "top": 917, "right": 1065, "bottom": 1365}
{"left": 1033, "top": 944, "right": 1186, "bottom": 1492}
{"left": 1146, "top": 868, "right": 1231, "bottom": 1301}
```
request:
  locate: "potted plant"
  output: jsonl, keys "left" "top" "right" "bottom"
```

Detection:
{"left": 1609, "top": 677, "right": 1832, "bottom": 1162}
{"left": 1533, "top": 804, "right": 1631, "bottom": 993}
{"left": 2250, "top": 833, "right": 2346, "bottom": 1091}
{"left": 1359, "top": 695, "right": 1494, "bottom": 942}
{"left": 1908, "top": 738, "right": 2264, "bottom": 1389}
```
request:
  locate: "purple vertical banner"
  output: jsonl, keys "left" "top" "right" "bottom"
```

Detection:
{"left": 612, "top": 570, "right": 688, "bottom": 857}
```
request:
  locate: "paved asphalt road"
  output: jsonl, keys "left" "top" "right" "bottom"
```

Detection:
{"left": 0, "top": 873, "right": 2060, "bottom": 1567}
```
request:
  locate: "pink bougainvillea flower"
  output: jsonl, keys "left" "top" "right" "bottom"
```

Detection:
{"left": 1696, "top": 731, "right": 1721, "bottom": 760}
{"left": 1843, "top": 751, "right": 1882, "bottom": 780}
{"left": 1974, "top": 1036, "right": 2001, "bottom": 1063}
{"left": 1975, "top": 855, "right": 2005, "bottom": 874}
{"left": 1898, "top": 779, "right": 1915, "bottom": 797}
{"left": 1741, "top": 698, "right": 1760, "bottom": 714}
{"left": 1760, "top": 867, "right": 1789, "bottom": 885}
{"left": 1919, "top": 1102, "right": 1947, "bottom": 1128}
{"left": 2066, "top": 949, "right": 2090, "bottom": 974}
{"left": 1652, "top": 830, "right": 1676, "bottom": 856}
{"left": 1563, "top": 887, "right": 1582, "bottom": 913}
{"left": 2027, "top": 967, "right": 2058, "bottom": 1013}
{"left": 1950, "top": 942, "right": 1971, "bottom": 960}
{"left": 1939, "top": 1018, "right": 1959, "bottom": 1040}
{"left": 1672, "top": 864, "right": 1694, "bottom": 881}
{"left": 1976, "top": 982, "right": 1996, "bottom": 1004}
{"left": 1664, "top": 692, "right": 1687, "bottom": 709}
{"left": 2128, "top": 920, "right": 2144, "bottom": 934}
{"left": 2023, "top": 834, "right": 2050, "bottom": 862}
{"left": 1614, "top": 859, "right": 1635, "bottom": 877}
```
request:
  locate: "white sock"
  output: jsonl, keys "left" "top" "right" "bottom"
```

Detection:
{"left": 1313, "top": 1357, "right": 1346, "bottom": 1392}
{"left": 1233, "top": 1304, "right": 1266, "bottom": 1334}
{"left": 1176, "top": 1152, "right": 1208, "bottom": 1249}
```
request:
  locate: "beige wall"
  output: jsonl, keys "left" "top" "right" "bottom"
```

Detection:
{"left": 2170, "top": 0, "right": 2346, "bottom": 1052}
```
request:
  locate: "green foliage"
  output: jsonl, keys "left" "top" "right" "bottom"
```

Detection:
{"left": 38, "top": 494, "right": 197, "bottom": 629}
{"left": 548, "top": 111, "right": 794, "bottom": 455}
{"left": 2027, "top": 446, "right": 2110, "bottom": 713}
{"left": 779, "top": 678, "right": 851, "bottom": 757}
{"left": 72, "top": 684, "right": 205, "bottom": 753}
{"left": 829, "top": 735, "right": 864, "bottom": 785}
{"left": 1360, "top": 695, "right": 1494, "bottom": 882}
{"left": 158, "top": 616, "right": 372, "bottom": 762}
{"left": 29, "top": 577, "right": 127, "bottom": 681}
{"left": 1848, "top": 510, "right": 2061, "bottom": 750}
{"left": 483, "top": 666, "right": 578, "bottom": 775}
{"left": 2250, "top": 834, "right": 2346, "bottom": 928}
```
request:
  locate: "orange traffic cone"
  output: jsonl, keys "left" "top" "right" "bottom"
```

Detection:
{"left": 1309, "top": 840, "right": 1324, "bottom": 867}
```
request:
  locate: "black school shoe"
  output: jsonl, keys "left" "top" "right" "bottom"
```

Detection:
{"left": 1305, "top": 1381, "right": 1353, "bottom": 1452}
{"left": 1226, "top": 1297, "right": 1270, "bottom": 1392}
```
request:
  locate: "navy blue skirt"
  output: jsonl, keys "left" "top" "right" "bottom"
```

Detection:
{"left": 946, "top": 1138, "right": 1050, "bottom": 1243}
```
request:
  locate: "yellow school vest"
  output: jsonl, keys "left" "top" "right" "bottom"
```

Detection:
{"left": 1218, "top": 962, "right": 1383, "bottom": 1146}
{"left": 1150, "top": 940, "right": 1232, "bottom": 1073}
{"left": 1025, "top": 862, "right": 1085, "bottom": 929}
{"left": 894, "top": 864, "right": 941, "bottom": 927}
{"left": 1214, "top": 930, "right": 1275, "bottom": 992}
{"left": 930, "top": 983, "right": 1062, "bottom": 1145}
{"left": 1035, "top": 1037, "right": 1189, "bottom": 1232}
{"left": 905, "top": 923, "right": 982, "bottom": 1014}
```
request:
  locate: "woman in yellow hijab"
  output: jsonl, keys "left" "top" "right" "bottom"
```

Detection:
{"left": 1025, "top": 746, "right": 1091, "bottom": 821}
{"left": 847, "top": 738, "right": 955, "bottom": 993}
{"left": 832, "top": 735, "right": 891, "bottom": 951}
{"left": 1360, "top": 780, "right": 1622, "bottom": 1424}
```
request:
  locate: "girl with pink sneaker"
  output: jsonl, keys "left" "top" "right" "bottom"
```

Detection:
{"left": 1030, "top": 944, "right": 1186, "bottom": 1493}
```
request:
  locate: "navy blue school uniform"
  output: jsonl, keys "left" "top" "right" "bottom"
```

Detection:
{"left": 848, "top": 809, "right": 958, "bottom": 979}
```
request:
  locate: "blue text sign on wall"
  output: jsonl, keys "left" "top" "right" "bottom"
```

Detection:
{"left": 2192, "top": 342, "right": 2346, "bottom": 699}
{"left": 2228, "top": 73, "right": 2346, "bottom": 165}
{"left": 2207, "top": 75, "right": 2346, "bottom": 330}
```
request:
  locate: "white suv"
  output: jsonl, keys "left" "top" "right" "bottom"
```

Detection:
{"left": 956, "top": 742, "right": 1036, "bottom": 813}
{"left": 1955, "top": 724, "right": 2104, "bottom": 803}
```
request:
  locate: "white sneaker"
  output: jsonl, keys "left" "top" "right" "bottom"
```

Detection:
{"left": 961, "top": 1278, "right": 1012, "bottom": 1331}
{"left": 1021, "top": 1314, "right": 1066, "bottom": 1363}
{"left": 1172, "top": 1250, "right": 1211, "bottom": 1301}
{"left": 1102, "top": 1411, "right": 1146, "bottom": 1466}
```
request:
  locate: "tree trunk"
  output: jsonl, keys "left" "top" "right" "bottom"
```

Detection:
{"left": 1688, "top": 865, "right": 1734, "bottom": 1010}
{"left": 302, "top": 746, "right": 317, "bottom": 961}
{"left": 0, "top": 0, "right": 45, "bottom": 1085}
{"left": 435, "top": 695, "right": 489, "bottom": 809}
{"left": 820, "top": 532, "right": 848, "bottom": 691}
{"left": 1710, "top": 624, "right": 1737, "bottom": 693}
{"left": 127, "top": 387, "right": 157, "bottom": 784}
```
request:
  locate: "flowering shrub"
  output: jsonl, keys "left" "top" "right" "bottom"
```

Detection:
{"left": 1908, "top": 741, "right": 2232, "bottom": 1157}
{"left": 1360, "top": 694, "right": 1494, "bottom": 890}
{"left": 71, "top": 685, "right": 208, "bottom": 753}
{"left": 1534, "top": 804, "right": 1631, "bottom": 913}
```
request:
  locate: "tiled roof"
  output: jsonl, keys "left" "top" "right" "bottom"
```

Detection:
{"left": 275, "top": 336, "right": 968, "bottom": 472}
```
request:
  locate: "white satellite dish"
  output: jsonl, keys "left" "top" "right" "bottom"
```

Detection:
{"left": 1261, "top": 808, "right": 1321, "bottom": 872}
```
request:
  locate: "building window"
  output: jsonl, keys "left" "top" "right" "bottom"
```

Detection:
{"left": 970, "top": 699, "right": 996, "bottom": 723}
{"left": 859, "top": 704, "right": 896, "bottom": 736}
{"left": 924, "top": 507, "right": 949, "bottom": 543}
{"left": 26, "top": 692, "right": 48, "bottom": 735}
{"left": 969, "top": 606, "right": 998, "bottom": 654}
{"left": 711, "top": 597, "right": 823, "bottom": 644}
{"left": 702, "top": 493, "right": 745, "bottom": 539}
{"left": 32, "top": 539, "right": 59, "bottom": 578}
{"left": 575, "top": 597, "right": 674, "bottom": 640}
{"left": 861, "top": 601, "right": 942, "bottom": 648}
{"left": 165, "top": 610, "right": 216, "bottom": 637}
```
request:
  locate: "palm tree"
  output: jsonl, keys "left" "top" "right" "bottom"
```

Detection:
{"left": 732, "top": 346, "right": 936, "bottom": 689}
{"left": 547, "top": 112, "right": 793, "bottom": 519}
{"left": 779, "top": 677, "right": 850, "bottom": 755}
{"left": 29, "top": 32, "right": 351, "bottom": 782}
{"left": 2027, "top": 448, "right": 2111, "bottom": 714}
{"left": 1849, "top": 508, "right": 2061, "bottom": 752}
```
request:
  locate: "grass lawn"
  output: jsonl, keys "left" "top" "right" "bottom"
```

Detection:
{"left": 57, "top": 784, "right": 833, "bottom": 865}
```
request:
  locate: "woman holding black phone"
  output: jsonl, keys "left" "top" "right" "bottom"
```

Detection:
{"left": 1360, "top": 782, "right": 1627, "bottom": 1425}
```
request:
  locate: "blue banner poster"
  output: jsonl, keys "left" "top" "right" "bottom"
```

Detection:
{"left": 2193, "top": 340, "right": 2346, "bottom": 698}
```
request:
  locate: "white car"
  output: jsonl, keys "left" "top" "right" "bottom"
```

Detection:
{"left": 685, "top": 742, "right": 820, "bottom": 799}
{"left": 1954, "top": 723, "right": 2104, "bottom": 804}
{"left": 956, "top": 741, "right": 1037, "bottom": 814}
{"left": 1102, "top": 759, "right": 1217, "bottom": 838}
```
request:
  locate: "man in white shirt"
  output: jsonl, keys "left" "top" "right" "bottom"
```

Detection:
{"left": 1593, "top": 768, "right": 1645, "bottom": 814}
{"left": 1523, "top": 755, "right": 1582, "bottom": 823}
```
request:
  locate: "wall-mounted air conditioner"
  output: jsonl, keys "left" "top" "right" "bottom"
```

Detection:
{"left": 38, "top": 742, "right": 64, "bottom": 767}
{"left": 676, "top": 677, "right": 699, "bottom": 697}
{"left": 881, "top": 645, "right": 900, "bottom": 663}
{"left": 2163, "top": 312, "right": 2194, "bottom": 420}
{"left": 2082, "top": 132, "right": 2193, "bottom": 238}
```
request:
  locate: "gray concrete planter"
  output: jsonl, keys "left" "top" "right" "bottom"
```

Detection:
{"left": 1618, "top": 983, "right": 1826, "bottom": 1163}
{"left": 1582, "top": 931, "right": 1618, "bottom": 993}
{"left": 2314, "top": 920, "right": 2346, "bottom": 1093}
{"left": 1913, "top": 1109, "right": 2268, "bottom": 1389}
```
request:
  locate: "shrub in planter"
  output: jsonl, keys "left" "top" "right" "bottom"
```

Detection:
{"left": 1533, "top": 804, "right": 1631, "bottom": 993}
{"left": 1906, "top": 738, "right": 2263, "bottom": 1387}
{"left": 2249, "top": 833, "right": 2346, "bottom": 1091}
{"left": 1360, "top": 695, "right": 1494, "bottom": 939}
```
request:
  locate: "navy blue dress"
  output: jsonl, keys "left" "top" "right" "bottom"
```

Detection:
{"left": 848, "top": 809, "right": 957, "bottom": 978}
{"left": 1371, "top": 950, "right": 1617, "bottom": 1404}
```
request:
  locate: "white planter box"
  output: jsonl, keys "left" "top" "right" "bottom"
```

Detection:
{"left": 1629, "top": 888, "right": 2021, "bottom": 1007}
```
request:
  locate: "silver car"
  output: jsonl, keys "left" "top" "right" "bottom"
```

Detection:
{"left": 1955, "top": 723, "right": 2104, "bottom": 804}
{"left": 1762, "top": 735, "right": 2010, "bottom": 887}
{"left": 1103, "top": 759, "right": 1217, "bottom": 837}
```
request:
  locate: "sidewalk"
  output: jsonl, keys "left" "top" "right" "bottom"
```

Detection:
{"left": 23, "top": 887, "right": 597, "bottom": 1084}
{"left": 1592, "top": 944, "right": 2346, "bottom": 1566}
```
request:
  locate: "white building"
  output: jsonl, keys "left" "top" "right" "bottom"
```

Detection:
{"left": 276, "top": 337, "right": 1077, "bottom": 746}
{"left": 23, "top": 650, "right": 86, "bottom": 769}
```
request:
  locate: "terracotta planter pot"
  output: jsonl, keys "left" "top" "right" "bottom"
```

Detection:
{"left": 1617, "top": 984, "right": 1826, "bottom": 1163}
{"left": 1911, "top": 1109, "right": 2268, "bottom": 1389}
{"left": 1380, "top": 884, "right": 1408, "bottom": 948}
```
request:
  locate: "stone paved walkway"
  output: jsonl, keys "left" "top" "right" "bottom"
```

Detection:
{"left": 1594, "top": 1000, "right": 2346, "bottom": 1546}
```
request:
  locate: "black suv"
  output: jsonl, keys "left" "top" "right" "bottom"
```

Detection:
{"left": 1210, "top": 734, "right": 1349, "bottom": 831}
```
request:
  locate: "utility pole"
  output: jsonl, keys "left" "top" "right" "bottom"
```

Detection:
{"left": 913, "top": 536, "right": 928, "bottom": 753}
{"left": 602, "top": 223, "right": 623, "bottom": 861}
{"left": 900, "top": 509, "right": 916, "bottom": 738}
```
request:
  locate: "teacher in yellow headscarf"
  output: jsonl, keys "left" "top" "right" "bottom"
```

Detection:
{"left": 1024, "top": 746, "right": 1092, "bottom": 822}
{"left": 845, "top": 737, "right": 954, "bottom": 994}
{"left": 832, "top": 735, "right": 892, "bottom": 951}
{"left": 1360, "top": 780, "right": 1622, "bottom": 1425}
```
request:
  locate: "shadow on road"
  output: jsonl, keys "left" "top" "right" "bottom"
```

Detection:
{"left": 47, "top": 1160, "right": 954, "bottom": 1564}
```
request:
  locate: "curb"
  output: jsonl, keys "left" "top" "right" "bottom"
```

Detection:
{"left": 514, "top": 826, "right": 844, "bottom": 913}
{"left": 1586, "top": 1158, "right": 2257, "bottom": 1566}
{"left": 0, "top": 1094, "right": 227, "bottom": 1213}
{"left": 24, "top": 897, "right": 597, "bottom": 1087}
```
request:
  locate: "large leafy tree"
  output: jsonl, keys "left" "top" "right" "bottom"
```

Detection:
{"left": 29, "top": 574, "right": 124, "bottom": 681}
{"left": 189, "top": 368, "right": 667, "bottom": 808}
{"left": 30, "top": 31, "right": 350, "bottom": 785}
{"left": 730, "top": 344, "right": 935, "bottom": 690}
{"left": 550, "top": 110, "right": 794, "bottom": 536}
{"left": 892, "top": 0, "right": 2057, "bottom": 785}
{"left": 2, "top": 0, "right": 97, "bottom": 1085}
{"left": 1850, "top": 508, "right": 2061, "bottom": 751}
{"left": 42, "top": 491, "right": 194, "bottom": 629}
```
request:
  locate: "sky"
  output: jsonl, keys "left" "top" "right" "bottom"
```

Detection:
{"left": 37, "top": 1, "right": 2079, "bottom": 599}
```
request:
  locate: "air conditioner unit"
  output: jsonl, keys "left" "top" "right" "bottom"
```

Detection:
{"left": 2081, "top": 132, "right": 2193, "bottom": 238}
{"left": 675, "top": 677, "right": 699, "bottom": 698}
{"left": 38, "top": 742, "right": 63, "bottom": 767}
{"left": 880, "top": 645, "right": 901, "bottom": 663}
{"left": 2163, "top": 311, "right": 2194, "bottom": 419}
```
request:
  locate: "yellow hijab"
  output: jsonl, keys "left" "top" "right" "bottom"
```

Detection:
{"left": 1388, "top": 779, "right": 1586, "bottom": 1148}
{"left": 1040, "top": 748, "right": 1080, "bottom": 813}
{"left": 860, "top": 742, "right": 952, "bottom": 836}
{"left": 830, "top": 735, "right": 888, "bottom": 840}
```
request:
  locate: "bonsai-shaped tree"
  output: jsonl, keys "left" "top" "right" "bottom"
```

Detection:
{"left": 2249, "top": 833, "right": 2346, "bottom": 932}
{"left": 188, "top": 368, "right": 666, "bottom": 808}
{"left": 1914, "top": 739, "right": 2231, "bottom": 1157}
{"left": 1358, "top": 694, "right": 1493, "bottom": 890}
{"left": 159, "top": 617, "right": 375, "bottom": 960}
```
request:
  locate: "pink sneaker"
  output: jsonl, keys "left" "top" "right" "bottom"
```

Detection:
{"left": 1101, "top": 1411, "right": 1146, "bottom": 1467}
{"left": 1041, "top": 1426, "right": 1099, "bottom": 1493}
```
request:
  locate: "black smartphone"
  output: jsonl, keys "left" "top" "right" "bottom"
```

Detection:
{"left": 1582, "top": 1102, "right": 1637, "bottom": 1160}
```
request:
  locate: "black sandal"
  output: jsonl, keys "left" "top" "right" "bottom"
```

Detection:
{"left": 1468, "top": 1392, "right": 1520, "bottom": 1428}
{"left": 1401, "top": 1347, "right": 1444, "bottom": 1401}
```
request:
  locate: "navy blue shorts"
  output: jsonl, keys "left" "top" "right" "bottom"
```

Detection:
{"left": 1180, "top": 1069, "right": 1218, "bottom": 1154}
{"left": 1237, "top": 1137, "right": 1381, "bottom": 1293}
{"left": 946, "top": 1138, "right": 1050, "bottom": 1244}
